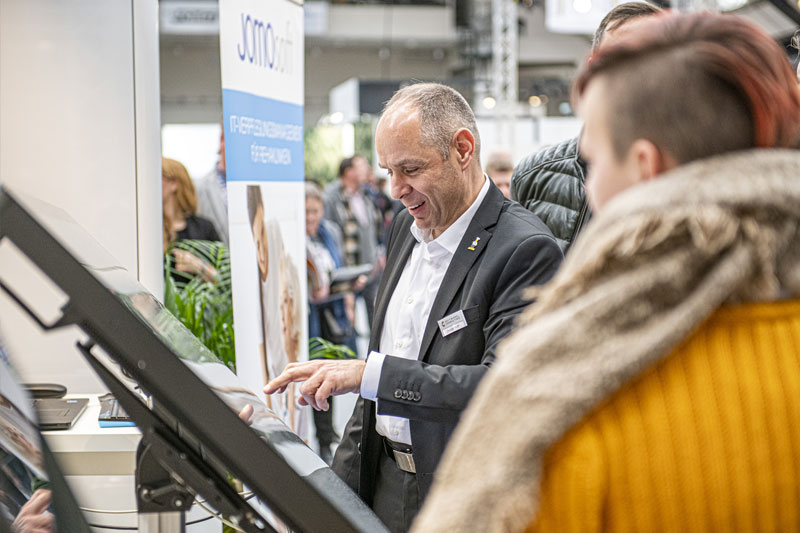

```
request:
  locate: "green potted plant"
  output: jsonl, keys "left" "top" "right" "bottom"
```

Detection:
{"left": 163, "top": 239, "right": 236, "bottom": 371}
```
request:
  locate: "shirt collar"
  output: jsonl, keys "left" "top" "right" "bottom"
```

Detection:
{"left": 410, "top": 176, "right": 490, "bottom": 255}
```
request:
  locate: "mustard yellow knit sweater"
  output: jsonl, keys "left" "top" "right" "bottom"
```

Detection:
{"left": 529, "top": 298, "right": 800, "bottom": 532}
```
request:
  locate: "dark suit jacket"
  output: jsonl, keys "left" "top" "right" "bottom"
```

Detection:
{"left": 331, "top": 182, "right": 563, "bottom": 503}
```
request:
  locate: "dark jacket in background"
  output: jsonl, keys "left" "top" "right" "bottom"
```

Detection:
{"left": 176, "top": 215, "right": 221, "bottom": 242}
{"left": 510, "top": 136, "right": 591, "bottom": 254}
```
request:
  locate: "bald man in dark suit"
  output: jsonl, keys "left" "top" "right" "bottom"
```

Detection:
{"left": 265, "top": 83, "right": 562, "bottom": 532}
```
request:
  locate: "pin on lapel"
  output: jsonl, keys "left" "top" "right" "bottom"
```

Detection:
{"left": 467, "top": 236, "right": 481, "bottom": 251}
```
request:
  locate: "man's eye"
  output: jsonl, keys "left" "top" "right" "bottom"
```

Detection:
{"left": 404, "top": 168, "right": 419, "bottom": 175}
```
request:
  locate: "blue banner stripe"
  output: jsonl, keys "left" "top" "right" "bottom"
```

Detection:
{"left": 222, "top": 89, "right": 304, "bottom": 182}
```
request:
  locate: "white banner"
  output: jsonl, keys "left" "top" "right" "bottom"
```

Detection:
{"left": 219, "top": 0, "right": 303, "bottom": 105}
{"left": 219, "top": 0, "right": 308, "bottom": 444}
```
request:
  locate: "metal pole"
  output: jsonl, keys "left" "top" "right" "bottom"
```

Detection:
{"left": 138, "top": 511, "right": 186, "bottom": 533}
{"left": 491, "top": 0, "right": 518, "bottom": 149}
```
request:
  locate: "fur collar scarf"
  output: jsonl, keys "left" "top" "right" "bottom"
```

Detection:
{"left": 413, "top": 149, "right": 800, "bottom": 532}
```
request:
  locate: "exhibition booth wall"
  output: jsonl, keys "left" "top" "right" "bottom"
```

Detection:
{"left": 0, "top": 0, "right": 163, "bottom": 393}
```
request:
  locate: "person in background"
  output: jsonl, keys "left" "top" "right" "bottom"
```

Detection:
{"left": 485, "top": 151, "right": 514, "bottom": 199}
{"left": 306, "top": 182, "right": 361, "bottom": 463}
{"left": 324, "top": 156, "right": 382, "bottom": 328}
{"left": 195, "top": 128, "right": 229, "bottom": 245}
{"left": 162, "top": 157, "right": 220, "bottom": 282}
{"left": 511, "top": 1, "right": 661, "bottom": 254}
{"left": 357, "top": 155, "right": 395, "bottom": 244}
{"left": 414, "top": 12, "right": 800, "bottom": 532}
{"left": 266, "top": 83, "right": 562, "bottom": 532}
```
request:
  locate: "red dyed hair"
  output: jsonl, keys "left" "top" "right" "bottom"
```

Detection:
{"left": 575, "top": 12, "right": 800, "bottom": 161}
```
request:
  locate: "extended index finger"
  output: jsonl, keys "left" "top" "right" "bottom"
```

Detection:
{"left": 263, "top": 363, "right": 319, "bottom": 394}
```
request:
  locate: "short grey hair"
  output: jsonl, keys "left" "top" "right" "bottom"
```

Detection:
{"left": 305, "top": 181, "right": 323, "bottom": 203}
{"left": 383, "top": 82, "right": 481, "bottom": 162}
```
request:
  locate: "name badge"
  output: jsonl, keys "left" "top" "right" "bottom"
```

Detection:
{"left": 438, "top": 310, "right": 468, "bottom": 337}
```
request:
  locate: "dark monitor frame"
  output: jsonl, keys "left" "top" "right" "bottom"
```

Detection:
{"left": 0, "top": 358, "right": 91, "bottom": 533}
{"left": 0, "top": 185, "right": 385, "bottom": 533}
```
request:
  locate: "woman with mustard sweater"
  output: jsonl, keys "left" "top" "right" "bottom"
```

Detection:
{"left": 413, "top": 12, "right": 800, "bottom": 533}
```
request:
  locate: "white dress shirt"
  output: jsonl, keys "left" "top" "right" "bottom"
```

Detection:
{"left": 360, "top": 177, "right": 490, "bottom": 445}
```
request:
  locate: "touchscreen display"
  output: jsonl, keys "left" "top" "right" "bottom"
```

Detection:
{"left": 0, "top": 186, "right": 386, "bottom": 533}
{"left": 114, "top": 289, "right": 325, "bottom": 477}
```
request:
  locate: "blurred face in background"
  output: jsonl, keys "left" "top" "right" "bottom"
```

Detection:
{"left": 306, "top": 196, "right": 323, "bottom": 237}
{"left": 491, "top": 170, "right": 512, "bottom": 199}
{"left": 354, "top": 155, "right": 373, "bottom": 185}
{"left": 341, "top": 165, "right": 360, "bottom": 192}
{"left": 161, "top": 173, "right": 177, "bottom": 204}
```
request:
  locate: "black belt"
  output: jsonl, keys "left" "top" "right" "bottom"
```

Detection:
{"left": 382, "top": 437, "right": 416, "bottom": 474}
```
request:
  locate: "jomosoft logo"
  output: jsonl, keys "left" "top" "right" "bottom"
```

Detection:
{"left": 236, "top": 13, "right": 295, "bottom": 75}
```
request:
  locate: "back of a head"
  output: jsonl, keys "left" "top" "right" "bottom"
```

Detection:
{"left": 162, "top": 157, "right": 198, "bottom": 216}
{"left": 486, "top": 151, "right": 514, "bottom": 175}
{"left": 592, "top": 1, "right": 662, "bottom": 50}
{"left": 576, "top": 12, "right": 800, "bottom": 165}
{"left": 383, "top": 82, "right": 481, "bottom": 162}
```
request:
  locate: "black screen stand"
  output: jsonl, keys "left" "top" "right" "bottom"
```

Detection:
{"left": 75, "top": 339, "right": 274, "bottom": 533}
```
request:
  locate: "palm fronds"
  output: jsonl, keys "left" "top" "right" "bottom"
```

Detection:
{"left": 164, "top": 240, "right": 236, "bottom": 371}
{"left": 308, "top": 337, "right": 356, "bottom": 360}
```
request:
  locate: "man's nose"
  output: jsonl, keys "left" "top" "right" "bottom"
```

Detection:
{"left": 390, "top": 174, "right": 409, "bottom": 200}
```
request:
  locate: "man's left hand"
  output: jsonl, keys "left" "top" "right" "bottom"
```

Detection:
{"left": 264, "top": 360, "right": 366, "bottom": 411}
{"left": 13, "top": 489, "right": 54, "bottom": 533}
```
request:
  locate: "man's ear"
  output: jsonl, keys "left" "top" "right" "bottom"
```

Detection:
{"left": 629, "top": 139, "right": 674, "bottom": 183}
{"left": 452, "top": 128, "right": 476, "bottom": 170}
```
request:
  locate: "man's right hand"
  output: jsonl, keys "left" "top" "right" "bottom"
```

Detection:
{"left": 264, "top": 360, "right": 366, "bottom": 411}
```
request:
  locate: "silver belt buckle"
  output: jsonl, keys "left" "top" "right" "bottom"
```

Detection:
{"left": 392, "top": 449, "right": 416, "bottom": 474}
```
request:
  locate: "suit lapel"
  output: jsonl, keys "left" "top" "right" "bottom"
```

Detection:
{"left": 418, "top": 184, "right": 506, "bottom": 362}
{"left": 369, "top": 217, "right": 416, "bottom": 350}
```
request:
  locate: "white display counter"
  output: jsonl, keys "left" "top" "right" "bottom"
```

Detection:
{"left": 44, "top": 395, "right": 220, "bottom": 532}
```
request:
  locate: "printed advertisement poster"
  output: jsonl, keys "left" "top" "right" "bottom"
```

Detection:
{"left": 218, "top": 0, "right": 307, "bottom": 444}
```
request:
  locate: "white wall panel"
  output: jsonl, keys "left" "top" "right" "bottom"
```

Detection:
{"left": 0, "top": 0, "right": 161, "bottom": 393}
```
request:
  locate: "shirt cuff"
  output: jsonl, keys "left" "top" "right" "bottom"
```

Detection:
{"left": 360, "top": 351, "right": 386, "bottom": 400}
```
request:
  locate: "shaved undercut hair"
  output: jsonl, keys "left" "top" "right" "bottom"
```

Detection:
{"left": 576, "top": 12, "right": 800, "bottom": 163}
